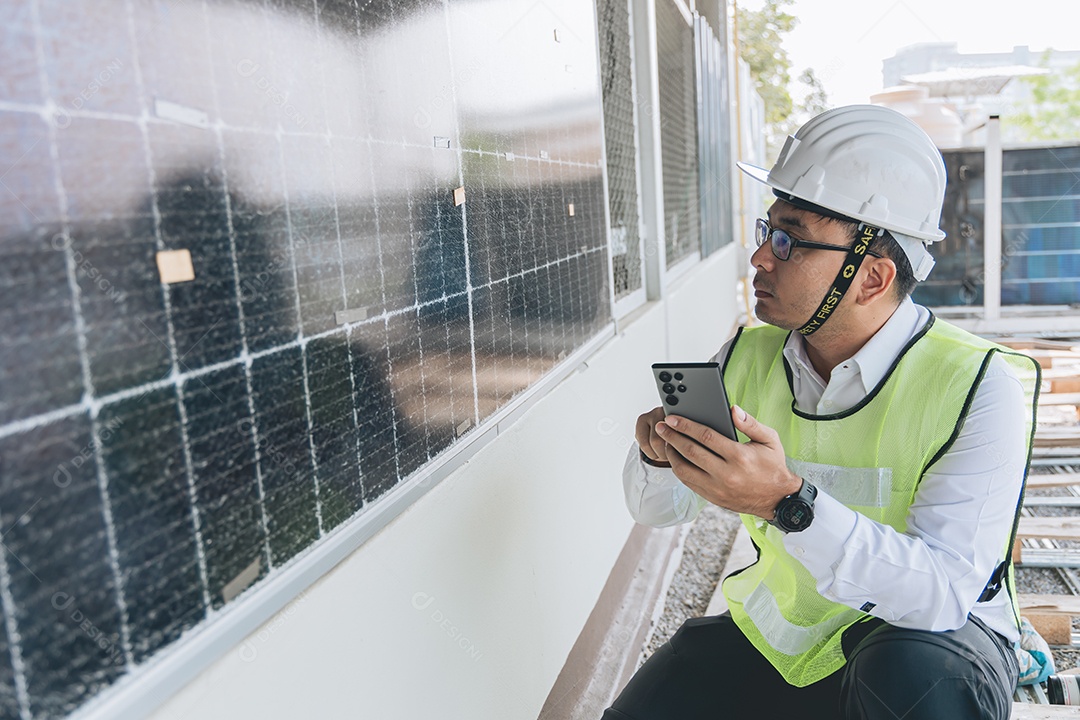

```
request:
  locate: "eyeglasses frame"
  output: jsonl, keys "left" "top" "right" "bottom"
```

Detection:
{"left": 755, "top": 217, "right": 883, "bottom": 261}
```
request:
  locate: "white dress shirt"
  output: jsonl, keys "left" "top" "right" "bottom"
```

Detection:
{"left": 623, "top": 298, "right": 1028, "bottom": 642}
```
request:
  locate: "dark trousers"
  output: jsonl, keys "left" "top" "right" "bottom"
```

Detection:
{"left": 602, "top": 612, "right": 1018, "bottom": 720}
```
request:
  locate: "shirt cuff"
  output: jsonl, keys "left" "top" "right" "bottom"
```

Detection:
{"left": 639, "top": 448, "right": 672, "bottom": 468}
{"left": 635, "top": 446, "right": 682, "bottom": 486}
{"left": 781, "top": 491, "right": 857, "bottom": 571}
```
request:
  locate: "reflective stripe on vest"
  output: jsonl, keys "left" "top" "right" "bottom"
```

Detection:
{"left": 786, "top": 458, "right": 892, "bottom": 508}
{"left": 743, "top": 577, "right": 865, "bottom": 656}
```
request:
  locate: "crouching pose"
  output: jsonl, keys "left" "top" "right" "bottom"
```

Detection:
{"left": 605, "top": 106, "right": 1038, "bottom": 720}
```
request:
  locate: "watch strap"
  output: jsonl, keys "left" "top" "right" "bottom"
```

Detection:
{"left": 770, "top": 478, "right": 817, "bottom": 533}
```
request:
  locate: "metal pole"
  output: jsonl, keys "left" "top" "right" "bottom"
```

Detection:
{"left": 731, "top": 0, "right": 753, "bottom": 322}
{"left": 984, "top": 115, "right": 1002, "bottom": 322}
{"left": 631, "top": 0, "right": 667, "bottom": 301}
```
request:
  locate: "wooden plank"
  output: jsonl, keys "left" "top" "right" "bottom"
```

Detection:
{"left": 1028, "top": 474, "right": 1080, "bottom": 489}
{"left": 991, "top": 337, "right": 1080, "bottom": 352}
{"left": 1025, "top": 497, "right": 1080, "bottom": 508}
{"left": 1035, "top": 428, "right": 1080, "bottom": 448}
{"left": 1039, "top": 368, "right": 1080, "bottom": 393}
{"left": 1052, "top": 378, "right": 1080, "bottom": 394}
{"left": 1018, "top": 516, "right": 1080, "bottom": 541}
{"left": 1017, "top": 348, "right": 1080, "bottom": 372}
{"left": 1019, "top": 593, "right": 1080, "bottom": 616}
{"left": 1032, "top": 457, "right": 1080, "bottom": 468}
{"left": 1039, "top": 393, "right": 1080, "bottom": 406}
{"left": 1023, "top": 349, "right": 1080, "bottom": 359}
{"left": 1029, "top": 353, "right": 1080, "bottom": 372}
{"left": 1042, "top": 367, "right": 1080, "bottom": 379}
{"left": 1012, "top": 703, "right": 1080, "bottom": 718}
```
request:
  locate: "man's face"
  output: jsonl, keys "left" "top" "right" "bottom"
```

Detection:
{"left": 750, "top": 200, "right": 856, "bottom": 331}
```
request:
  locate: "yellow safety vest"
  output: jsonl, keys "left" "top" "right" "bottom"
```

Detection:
{"left": 719, "top": 316, "right": 1039, "bottom": 687}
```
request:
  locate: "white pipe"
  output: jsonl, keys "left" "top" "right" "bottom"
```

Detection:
{"left": 984, "top": 115, "right": 1002, "bottom": 321}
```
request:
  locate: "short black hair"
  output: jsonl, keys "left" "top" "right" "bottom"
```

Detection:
{"left": 771, "top": 190, "right": 918, "bottom": 299}
{"left": 827, "top": 218, "right": 917, "bottom": 299}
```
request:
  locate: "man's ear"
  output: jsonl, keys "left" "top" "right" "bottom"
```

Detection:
{"left": 856, "top": 257, "right": 897, "bottom": 305}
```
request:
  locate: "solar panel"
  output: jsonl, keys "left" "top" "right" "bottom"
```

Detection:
{"left": 656, "top": 0, "right": 700, "bottom": 266}
{"left": 0, "top": 0, "right": 611, "bottom": 714}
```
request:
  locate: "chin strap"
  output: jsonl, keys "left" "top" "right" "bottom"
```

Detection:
{"left": 795, "top": 223, "right": 883, "bottom": 337}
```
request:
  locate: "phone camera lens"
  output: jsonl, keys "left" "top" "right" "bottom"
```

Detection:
{"left": 678, "top": 384, "right": 687, "bottom": 393}
{"left": 658, "top": 371, "right": 672, "bottom": 382}
{"left": 673, "top": 372, "right": 684, "bottom": 381}
{"left": 666, "top": 394, "right": 678, "bottom": 405}
{"left": 662, "top": 383, "right": 675, "bottom": 394}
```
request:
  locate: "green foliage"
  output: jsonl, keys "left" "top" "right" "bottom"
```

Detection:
{"left": 736, "top": 0, "right": 797, "bottom": 127}
{"left": 797, "top": 68, "right": 829, "bottom": 119}
{"left": 736, "top": 0, "right": 828, "bottom": 159}
{"left": 1005, "top": 53, "right": 1080, "bottom": 142}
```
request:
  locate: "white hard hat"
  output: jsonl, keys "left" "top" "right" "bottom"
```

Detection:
{"left": 738, "top": 105, "right": 947, "bottom": 281}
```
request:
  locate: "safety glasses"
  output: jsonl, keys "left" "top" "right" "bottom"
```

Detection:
{"left": 756, "top": 218, "right": 882, "bottom": 261}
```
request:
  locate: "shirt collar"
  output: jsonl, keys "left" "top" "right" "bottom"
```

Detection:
{"left": 782, "top": 297, "right": 924, "bottom": 395}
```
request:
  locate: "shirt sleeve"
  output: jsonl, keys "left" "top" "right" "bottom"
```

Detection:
{"left": 620, "top": 340, "right": 735, "bottom": 527}
{"left": 622, "top": 445, "right": 708, "bottom": 527}
{"left": 782, "top": 356, "right": 1029, "bottom": 632}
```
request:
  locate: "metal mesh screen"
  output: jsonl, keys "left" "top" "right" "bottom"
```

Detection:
{"left": 656, "top": 0, "right": 700, "bottom": 267}
{"left": 694, "top": 15, "right": 733, "bottom": 256}
{"left": 597, "top": 0, "right": 643, "bottom": 300}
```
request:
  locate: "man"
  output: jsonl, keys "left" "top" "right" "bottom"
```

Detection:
{"left": 604, "top": 106, "right": 1039, "bottom": 720}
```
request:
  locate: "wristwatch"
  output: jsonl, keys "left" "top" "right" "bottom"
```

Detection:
{"left": 770, "top": 478, "right": 817, "bottom": 533}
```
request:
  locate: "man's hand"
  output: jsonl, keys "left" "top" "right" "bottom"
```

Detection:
{"left": 655, "top": 406, "right": 802, "bottom": 520}
{"left": 635, "top": 407, "right": 671, "bottom": 465}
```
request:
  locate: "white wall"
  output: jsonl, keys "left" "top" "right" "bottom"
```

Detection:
{"left": 148, "top": 245, "right": 740, "bottom": 720}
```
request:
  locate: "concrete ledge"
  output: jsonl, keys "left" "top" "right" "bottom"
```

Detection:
{"left": 1012, "top": 704, "right": 1080, "bottom": 717}
{"left": 538, "top": 521, "right": 689, "bottom": 719}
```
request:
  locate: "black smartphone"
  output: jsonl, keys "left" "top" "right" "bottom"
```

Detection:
{"left": 651, "top": 363, "right": 738, "bottom": 441}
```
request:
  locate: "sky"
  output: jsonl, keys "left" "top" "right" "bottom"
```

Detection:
{"left": 748, "top": 0, "right": 1080, "bottom": 107}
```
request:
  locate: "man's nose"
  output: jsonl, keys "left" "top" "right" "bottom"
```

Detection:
{"left": 750, "top": 241, "right": 775, "bottom": 271}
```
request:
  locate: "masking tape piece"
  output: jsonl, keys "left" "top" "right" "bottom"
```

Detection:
{"left": 335, "top": 307, "right": 368, "bottom": 325}
{"left": 568, "top": 203, "right": 575, "bottom": 216}
{"left": 540, "top": 150, "right": 549, "bottom": 159}
{"left": 154, "top": 98, "right": 209, "bottom": 128}
{"left": 434, "top": 136, "right": 451, "bottom": 149}
{"left": 454, "top": 187, "right": 466, "bottom": 206}
{"left": 156, "top": 249, "right": 196, "bottom": 284}
{"left": 222, "top": 557, "right": 262, "bottom": 604}
{"left": 505, "top": 152, "right": 515, "bottom": 162}
{"left": 553, "top": 29, "right": 560, "bottom": 42}
{"left": 455, "top": 419, "right": 472, "bottom": 437}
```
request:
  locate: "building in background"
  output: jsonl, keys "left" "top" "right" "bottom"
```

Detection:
{"left": 879, "top": 42, "right": 1079, "bottom": 146}
{"left": 868, "top": 44, "right": 1080, "bottom": 319}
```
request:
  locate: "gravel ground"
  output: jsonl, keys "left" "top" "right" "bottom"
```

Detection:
{"left": 640, "top": 503, "right": 742, "bottom": 662}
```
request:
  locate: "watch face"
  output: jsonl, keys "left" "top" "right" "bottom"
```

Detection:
{"left": 779, "top": 501, "right": 812, "bottom": 531}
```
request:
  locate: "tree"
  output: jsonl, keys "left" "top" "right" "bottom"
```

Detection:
{"left": 1005, "top": 53, "right": 1080, "bottom": 142}
{"left": 797, "top": 68, "right": 828, "bottom": 120}
{"left": 736, "top": 0, "right": 796, "bottom": 127}
{"left": 736, "top": 0, "right": 828, "bottom": 160}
